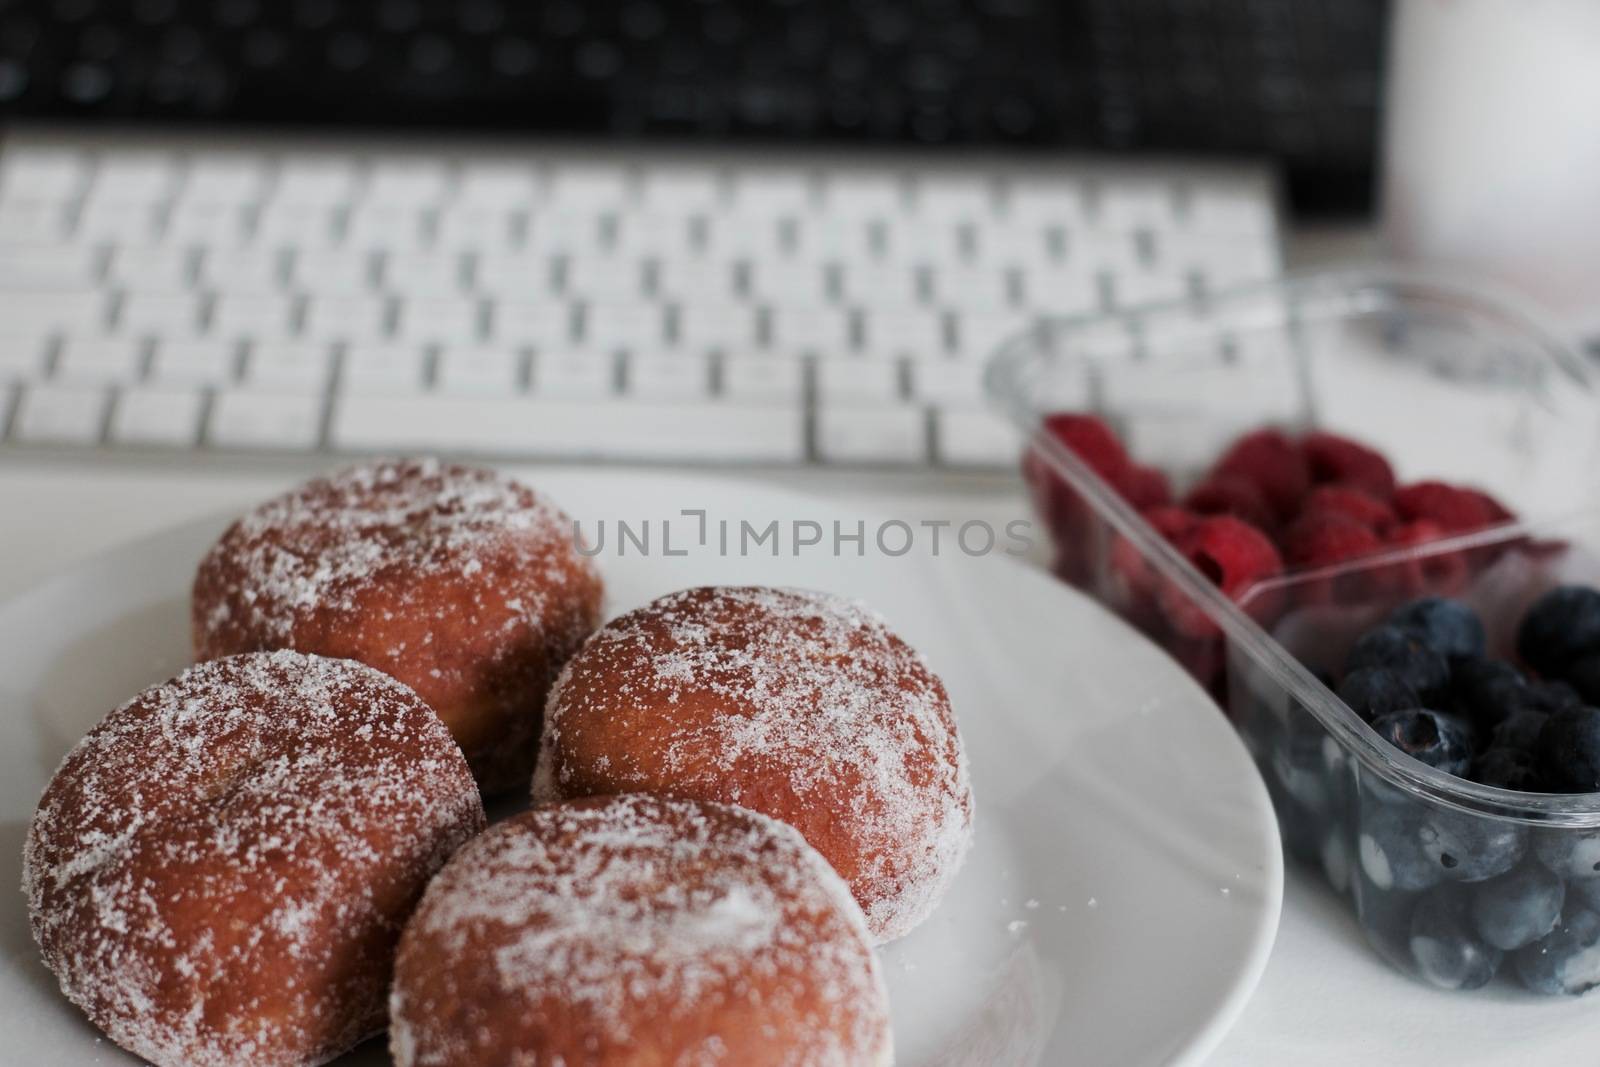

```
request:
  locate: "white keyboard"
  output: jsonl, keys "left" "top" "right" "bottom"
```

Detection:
{"left": 0, "top": 133, "right": 1282, "bottom": 468}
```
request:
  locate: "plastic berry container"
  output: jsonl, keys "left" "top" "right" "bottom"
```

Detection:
{"left": 986, "top": 267, "right": 1600, "bottom": 993}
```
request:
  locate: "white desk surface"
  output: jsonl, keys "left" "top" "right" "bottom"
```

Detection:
{"left": 5, "top": 223, "right": 1592, "bottom": 1067}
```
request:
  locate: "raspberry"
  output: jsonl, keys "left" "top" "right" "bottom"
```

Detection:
{"left": 1394, "top": 481, "right": 1496, "bottom": 533}
{"left": 1183, "top": 475, "right": 1277, "bottom": 533}
{"left": 1108, "top": 507, "right": 1197, "bottom": 624}
{"left": 1158, "top": 515, "right": 1284, "bottom": 638}
{"left": 1142, "top": 505, "right": 1201, "bottom": 543}
{"left": 1283, "top": 512, "right": 1384, "bottom": 568}
{"left": 1387, "top": 519, "right": 1471, "bottom": 596}
{"left": 1124, "top": 463, "right": 1173, "bottom": 510}
{"left": 1211, "top": 428, "right": 1310, "bottom": 520}
{"left": 1300, "top": 431, "right": 1397, "bottom": 499}
{"left": 1470, "top": 489, "right": 1516, "bottom": 524}
{"left": 1039, "top": 413, "right": 1131, "bottom": 485}
{"left": 1300, "top": 484, "right": 1397, "bottom": 532}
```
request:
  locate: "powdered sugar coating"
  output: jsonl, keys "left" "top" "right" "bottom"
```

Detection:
{"left": 390, "top": 794, "right": 892, "bottom": 1066}
{"left": 192, "top": 458, "right": 603, "bottom": 793}
{"left": 534, "top": 585, "right": 974, "bottom": 943}
{"left": 24, "top": 650, "right": 486, "bottom": 1067}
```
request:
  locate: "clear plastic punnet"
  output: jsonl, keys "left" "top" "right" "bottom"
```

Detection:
{"left": 987, "top": 268, "right": 1600, "bottom": 994}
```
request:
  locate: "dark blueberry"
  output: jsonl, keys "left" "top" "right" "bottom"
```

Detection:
{"left": 1518, "top": 585, "right": 1600, "bottom": 678}
{"left": 1526, "top": 680, "right": 1583, "bottom": 713}
{"left": 1358, "top": 800, "right": 1442, "bottom": 893}
{"left": 1515, "top": 906, "right": 1600, "bottom": 995}
{"left": 1409, "top": 886, "right": 1503, "bottom": 989}
{"left": 1369, "top": 709, "right": 1474, "bottom": 778}
{"left": 1416, "top": 806, "right": 1526, "bottom": 883}
{"left": 1450, "top": 657, "right": 1528, "bottom": 731}
{"left": 1471, "top": 864, "right": 1565, "bottom": 950}
{"left": 1568, "top": 875, "right": 1600, "bottom": 914}
{"left": 1390, "top": 596, "right": 1486, "bottom": 660}
{"left": 1536, "top": 705, "right": 1600, "bottom": 793}
{"left": 1492, "top": 708, "right": 1550, "bottom": 753}
{"left": 1534, "top": 829, "right": 1600, "bottom": 881}
{"left": 1566, "top": 653, "right": 1600, "bottom": 706}
{"left": 1337, "top": 668, "right": 1420, "bottom": 724}
{"left": 1346, "top": 625, "right": 1451, "bottom": 704}
{"left": 1472, "top": 747, "right": 1541, "bottom": 791}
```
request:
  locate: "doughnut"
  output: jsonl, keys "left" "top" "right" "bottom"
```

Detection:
{"left": 192, "top": 458, "right": 603, "bottom": 795}
{"left": 534, "top": 585, "right": 974, "bottom": 943}
{"left": 24, "top": 650, "right": 486, "bottom": 1067}
{"left": 390, "top": 793, "right": 892, "bottom": 1067}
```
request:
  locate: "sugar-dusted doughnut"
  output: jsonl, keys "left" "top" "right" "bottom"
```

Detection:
{"left": 534, "top": 585, "right": 973, "bottom": 942}
{"left": 24, "top": 650, "right": 486, "bottom": 1067}
{"left": 192, "top": 458, "right": 603, "bottom": 794}
{"left": 390, "top": 793, "right": 892, "bottom": 1066}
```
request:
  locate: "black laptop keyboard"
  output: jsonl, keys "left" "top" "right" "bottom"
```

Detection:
{"left": 0, "top": 0, "right": 1385, "bottom": 211}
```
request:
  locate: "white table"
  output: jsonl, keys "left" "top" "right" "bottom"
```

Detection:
{"left": 2, "top": 454, "right": 1595, "bottom": 1066}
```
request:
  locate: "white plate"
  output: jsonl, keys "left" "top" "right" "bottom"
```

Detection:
{"left": 0, "top": 470, "right": 1280, "bottom": 1067}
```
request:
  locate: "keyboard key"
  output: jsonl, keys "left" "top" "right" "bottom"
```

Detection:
{"left": 475, "top": 253, "right": 554, "bottom": 296}
{"left": 837, "top": 263, "right": 919, "bottom": 307}
{"left": 90, "top": 153, "right": 179, "bottom": 203}
{"left": 343, "top": 344, "right": 427, "bottom": 392}
{"left": 202, "top": 250, "right": 284, "bottom": 294}
{"left": 769, "top": 308, "right": 852, "bottom": 356}
{"left": 0, "top": 245, "right": 97, "bottom": 289}
{"left": 0, "top": 202, "right": 70, "bottom": 244}
{"left": 396, "top": 298, "right": 482, "bottom": 344}
{"left": 437, "top": 347, "right": 522, "bottom": 395}
{"left": 14, "top": 384, "right": 108, "bottom": 444}
{"left": 566, "top": 256, "right": 647, "bottom": 302}
{"left": 914, "top": 176, "right": 992, "bottom": 220}
{"left": 861, "top": 311, "right": 945, "bottom": 358}
{"left": 366, "top": 161, "right": 449, "bottom": 205}
{"left": 183, "top": 155, "right": 268, "bottom": 204}
{"left": 1018, "top": 269, "right": 1101, "bottom": 315}
{"left": 118, "top": 293, "right": 203, "bottom": 336}
{"left": 1097, "top": 181, "right": 1177, "bottom": 230}
{"left": 816, "top": 405, "right": 925, "bottom": 464}
{"left": 625, "top": 354, "right": 710, "bottom": 400}
{"left": 721, "top": 356, "right": 804, "bottom": 401}
{"left": 211, "top": 294, "right": 296, "bottom": 339}
{"left": 676, "top": 306, "right": 759, "bottom": 352}
{"left": 823, "top": 174, "right": 903, "bottom": 217}
{"left": 164, "top": 202, "right": 251, "bottom": 246}
{"left": 534, "top": 352, "right": 616, "bottom": 398}
{"left": 1007, "top": 179, "right": 1088, "bottom": 226}
{"left": 333, "top": 394, "right": 805, "bottom": 462}
{"left": 274, "top": 157, "right": 358, "bottom": 204}
{"left": 76, "top": 203, "right": 161, "bottom": 243}
{"left": 435, "top": 208, "right": 520, "bottom": 250}
{"left": 1188, "top": 183, "right": 1277, "bottom": 236}
{"left": 344, "top": 205, "right": 429, "bottom": 250}
{"left": 583, "top": 304, "right": 667, "bottom": 352}
{"left": 655, "top": 260, "right": 738, "bottom": 303}
{"left": 108, "top": 247, "right": 193, "bottom": 292}
{"left": 548, "top": 164, "right": 629, "bottom": 206}
{"left": 303, "top": 296, "right": 389, "bottom": 342}
{"left": 0, "top": 149, "right": 89, "bottom": 202}
{"left": 110, "top": 387, "right": 204, "bottom": 446}
{"left": 641, "top": 168, "right": 720, "bottom": 211}
{"left": 701, "top": 213, "right": 784, "bottom": 257}
{"left": 150, "top": 340, "right": 238, "bottom": 385}
{"left": 0, "top": 333, "right": 50, "bottom": 380}
{"left": 730, "top": 169, "right": 810, "bottom": 213}
{"left": 747, "top": 261, "right": 828, "bottom": 307}
{"left": 490, "top": 300, "right": 577, "bottom": 346}
{"left": 209, "top": 389, "right": 324, "bottom": 450}
{"left": 1, "top": 290, "right": 110, "bottom": 334}
{"left": 611, "top": 213, "right": 693, "bottom": 256}
{"left": 935, "top": 407, "right": 1020, "bottom": 467}
{"left": 953, "top": 313, "right": 1029, "bottom": 361}
{"left": 927, "top": 266, "right": 1011, "bottom": 311}
{"left": 254, "top": 204, "right": 341, "bottom": 247}
{"left": 526, "top": 212, "right": 604, "bottom": 256}
{"left": 57, "top": 338, "right": 144, "bottom": 385}
{"left": 792, "top": 219, "right": 873, "bottom": 260}
{"left": 1107, "top": 268, "right": 1188, "bottom": 309}
{"left": 291, "top": 249, "right": 374, "bottom": 293}
{"left": 246, "top": 342, "right": 332, "bottom": 390}
{"left": 385, "top": 252, "right": 468, "bottom": 294}
{"left": 908, "top": 360, "right": 987, "bottom": 405}
{"left": 456, "top": 163, "right": 538, "bottom": 207}
{"left": 816, "top": 358, "right": 901, "bottom": 402}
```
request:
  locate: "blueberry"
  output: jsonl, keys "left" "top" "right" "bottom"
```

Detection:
{"left": 1390, "top": 597, "right": 1486, "bottom": 660}
{"left": 1518, "top": 585, "right": 1600, "bottom": 678}
{"left": 1451, "top": 657, "right": 1528, "bottom": 731}
{"left": 1471, "top": 864, "right": 1565, "bottom": 950}
{"left": 1527, "top": 680, "right": 1583, "bottom": 713}
{"left": 1515, "top": 906, "right": 1600, "bottom": 995}
{"left": 1568, "top": 875, "right": 1600, "bottom": 914}
{"left": 1534, "top": 829, "right": 1600, "bottom": 881}
{"left": 1473, "top": 747, "right": 1541, "bottom": 791}
{"left": 1346, "top": 625, "right": 1451, "bottom": 704}
{"left": 1410, "top": 885, "right": 1503, "bottom": 989}
{"left": 1492, "top": 708, "right": 1550, "bottom": 753}
{"left": 1337, "top": 668, "right": 1420, "bottom": 724}
{"left": 1358, "top": 801, "right": 1442, "bottom": 892}
{"left": 1566, "top": 653, "right": 1600, "bottom": 706}
{"left": 1369, "top": 709, "right": 1474, "bottom": 778}
{"left": 1354, "top": 866, "right": 1424, "bottom": 970}
{"left": 1416, "top": 806, "right": 1526, "bottom": 883}
{"left": 1536, "top": 705, "right": 1600, "bottom": 793}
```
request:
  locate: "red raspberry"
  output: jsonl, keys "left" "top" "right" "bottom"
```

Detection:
{"left": 1108, "top": 507, "right": 1198, "bottom": 625}
{"left": 1211, "top": 428, "right": 1310, "bottom": 520}
{"left": 1387, "top": 519, "right": 1470, "bottom": 596}
{"left": 1159, "top": 515, "right": 1284, "bottom": 638}
{"left": 1299, "top": 484, "right": 1397, "bottom": 533}
{"left": 1393, "top": 481, "right": 1496, "bottom": 533}
{"left": 1124, "top": 464, "right": 1173, "bottom": 510}
{"left": 1469, "top": 489, "right": 1516, "bottom": 524}
{"left": 1183, "top": 475, "right": 1277, "bottom": 533}
{"left": 1039, "top": 412, "right": 1131, "bottom": 485}
{"left": 1300, "top": 431, "right": 1397, "bottom": 499}
{"left": 1283, "top": 512, "right": 1383, "bottom": 568}
{"left": 1142, "top": 505, "right": 1201, "bottom": 543}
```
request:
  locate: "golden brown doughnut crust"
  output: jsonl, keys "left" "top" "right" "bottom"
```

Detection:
{"left": 390, "top": 794, "right": 892, "bottom": 1067}
{"left": 191, "top": 459, "right": 604, "bottom": 795}
{"left": 534, "top": 585, "right": 973, "bottom": 943}
{"left": 24, "top": 651, "right": 486, "bottom": 1067}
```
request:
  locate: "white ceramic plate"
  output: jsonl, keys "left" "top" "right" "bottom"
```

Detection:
{"left": 0, "top": 470, "right": 1280, "bottom": 1067}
